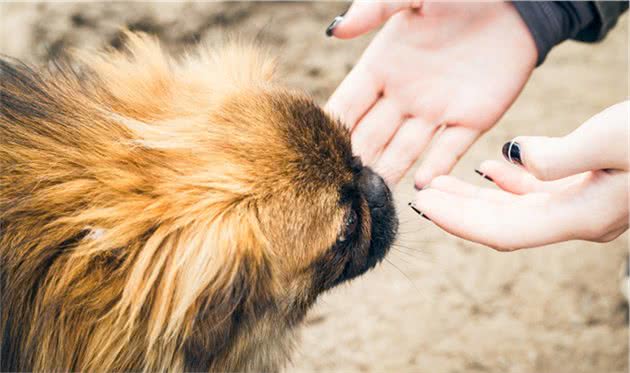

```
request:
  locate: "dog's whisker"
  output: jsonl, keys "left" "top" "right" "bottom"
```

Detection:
{"left": 391, "top": 248, "right": 428, "bottom": 262}
{"left": 384, "top": 257, "right": 422, "bottom": 295}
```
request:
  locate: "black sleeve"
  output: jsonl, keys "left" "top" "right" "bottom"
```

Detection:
{"left": 512, "top": 1, "right": 629, "bottom": 66}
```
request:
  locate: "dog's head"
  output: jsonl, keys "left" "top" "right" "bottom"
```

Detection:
{"left": 0, "top": 33, "right": 397, "bottom": 371}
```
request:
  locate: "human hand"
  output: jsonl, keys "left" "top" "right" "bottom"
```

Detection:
{"left": 326, "top": 1, "right": 537, "bottom": 187}
{"left": 411, "top": 101, "right": 630, "bottom": 251}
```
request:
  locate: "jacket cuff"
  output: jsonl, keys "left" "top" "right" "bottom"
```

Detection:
{"left": 512, "top": 1, "right": 595, "bottom": 66}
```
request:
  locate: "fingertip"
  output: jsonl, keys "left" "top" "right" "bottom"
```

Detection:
{"left": 328, "top": 25, "right": 355, "bottom": 40}
{"left": 328, "top": 2, "right": 414, "bottom": 39}
{"left": 508, "top": 136, "right": 565, "bottom": 181}
{"left": 477, "top": 160, "right": 505, "bottom": 181}
{"left": 325, "top": 15, "right": 345, "bottom": 38}
{"left": 408, "top": 201, "right": 431, "bottom": 221}
{"left": 325, "top": 4, "right": 355, "bottom": 38}
{"left": 501, "top": 139, "right": 523, "bottom": 167}
{"left": 414, "top": 169, "right": 433, "bottom": 190}
{"left": 409, "top": 187, "right": 437, "bottom": 222}
{"left": 478, "top": 159, "right": 501, "bottom": 174}
{"left": 328, "top": 22, "right": 362, "bottom": 40}
{"left": 325, "top": 5, "right": 366, "bottom": 39}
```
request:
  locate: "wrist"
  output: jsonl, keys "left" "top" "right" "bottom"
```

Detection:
{"left": 503, "top": 2, "right": 538, "bottom": 70}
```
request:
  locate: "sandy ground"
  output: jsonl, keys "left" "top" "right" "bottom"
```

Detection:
{"left": 1, "top": 2, "right": 628, "bottom": 372}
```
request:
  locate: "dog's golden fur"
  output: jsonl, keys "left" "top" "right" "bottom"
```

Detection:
{"left": 0, "top": 33, "right": 397, "bottom": 371}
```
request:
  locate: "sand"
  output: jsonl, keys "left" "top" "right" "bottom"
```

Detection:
{"left": 1, "top": 2, "right": 627, "bottom": 372}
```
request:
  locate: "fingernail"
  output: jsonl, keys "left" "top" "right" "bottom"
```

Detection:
{"left": 502, "top": 141, "right": 522, "bottom": 166}
{"left": 325, "top": 12, "right": 346, "bottom": 37}
{"left": 474, "top": 169, "right": 494, "bottom": 182}
{"left": 408, "top": 202, "right": 431, "bottom": 221}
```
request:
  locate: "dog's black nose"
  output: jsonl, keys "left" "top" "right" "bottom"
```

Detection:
{"left": 358, "top": 167, "right": 390, "bottom": 208}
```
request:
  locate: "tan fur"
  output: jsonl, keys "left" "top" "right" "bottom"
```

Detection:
{"left": 0, "top": 32, "right": 389, "bottom": 372}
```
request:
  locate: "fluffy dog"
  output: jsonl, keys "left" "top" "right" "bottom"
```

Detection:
{"left": 0, "top": 33, "right": 398, "bottom": 372}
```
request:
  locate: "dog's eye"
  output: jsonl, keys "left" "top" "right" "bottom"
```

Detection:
{"left": 338, "top": 209, "right": 358, "bottom": 243}
{"left": 346, "top": 209, "right": 358, "bottom": 233}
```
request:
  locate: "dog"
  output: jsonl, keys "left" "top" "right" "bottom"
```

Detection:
{"left": 0, "top": 32, "right": 398, "bottom": 372}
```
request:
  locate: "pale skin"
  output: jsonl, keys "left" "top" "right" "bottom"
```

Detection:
{"left": 327, "top": 1, "right": 629, "bottom": 250}
{"left": 413, "top": 101, "right": 629, "bottom": 251}
{"left": 326, "top": 1, "right": 537, "bottom": 187}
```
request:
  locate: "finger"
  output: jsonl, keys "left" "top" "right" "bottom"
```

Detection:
{"left": 351, "top": 99, "right": 404, "bottom": 165}
{"left": 371, "top": 117, "right": 437, "bottom": 184}
{"left": 411, "top": 188, "right": 568, "bottom": 251}
{"left": 503, "top": 102, "right": 629, "bottom": 181}
{"left": 329, "top": 1, "right": 422, "bottom": 39}
{"left": 325, "top": 63, "right": 381, "bottom": 131}
{"left": 477, "top": 160, "right": 542, "bottom": 194}
{"left": 413, "top": 126, "right": 480, "bottom": 189}
{"left": 478, "top": 159, "right": 589, "bottom": 195}
{"left": 428, "top": 175, "right": 513, "bottom": 203}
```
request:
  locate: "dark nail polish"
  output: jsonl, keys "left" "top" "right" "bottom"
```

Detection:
{"left": 502, "top": 141, "right": 522, "bottom": 166}
{"left": 474, "top": 169, "right": 494, "bottom": 182}
{"left": 325, "top": 13, "right": 345, "bottom": 37}
{"left": 408, "top": 202, "right": 431, "bottom": 221}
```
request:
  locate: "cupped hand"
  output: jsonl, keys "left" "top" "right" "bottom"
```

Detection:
{"left": 326, "top": 1, "right": 537, "bottom": 187}
{"left": 411, "top": 101, "right": 630, "bottom": 251}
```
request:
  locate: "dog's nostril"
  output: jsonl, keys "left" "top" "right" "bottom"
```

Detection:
{"left": 359, "top": 167, "right": 389, "bottom": 208}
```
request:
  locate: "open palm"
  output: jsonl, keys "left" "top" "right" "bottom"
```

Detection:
{"left": 326, "top": 2, "right": 537, "bottom": 187}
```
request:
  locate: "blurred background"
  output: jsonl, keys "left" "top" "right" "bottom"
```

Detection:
{"left": 1, "top": 2, "right": 627, "bottom": 372}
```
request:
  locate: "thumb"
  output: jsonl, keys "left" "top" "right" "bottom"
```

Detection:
{"left": 326, "top": 1, "right": 422, "bottom": 39}
{"left": 502, "top": 103, "right": 629, "bottom": 181}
